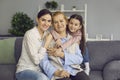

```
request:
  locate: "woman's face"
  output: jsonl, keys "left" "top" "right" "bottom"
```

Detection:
{"left": 37, "top": 14, "right": 52, "bottom": 32}
{"left": 68, "top": 18, "right": 81, "bottom": 33}
{"left": 53, "top": 14, "right": 67, "bottom": 33}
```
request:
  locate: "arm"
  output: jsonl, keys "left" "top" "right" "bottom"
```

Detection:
{"left": 39, "top": 53, "right": 57, "bottom": 79}
{"left": 40, "top": 53, "right": 70, "bottom": 78}
{"left": 61, "top": 35, "right": 81, "bottom": 50}
{"left": 63, "top": 45, "right": 83, "bottom": 65}
{"left": 84, "top": 62, "right": 90, "bottom": 75}
{"left": 83, "top": 47, "right": 89, "bottom": 63}
{"left": 44, "top": 33, "right": 53, "bottom": 49}
{"left": 83, "top": 47, "right": 90, "bottom": 75}
{"left": 23, "top": 31, "right": 46, "bottom": 65}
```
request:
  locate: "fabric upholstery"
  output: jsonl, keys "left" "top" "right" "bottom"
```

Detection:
{"left": 0, "top": 37, "right": 120, "bottom": 80}
{"left": 103, "top": 60, "right": 120, "bottom": 80}
{"left": 0, "top": 38, "right": 16, "bottom": 64}
{"left": 0, "top": 64, "right": 16, "bottom": 80}
{"left": 87, "top": 41, "right": 120, "bottom": 71}
{"left": 14, "top": 37, "right": 23, "bottom": 64}
{"left": 89, "top": 71, "right": 103, "bottom": 80}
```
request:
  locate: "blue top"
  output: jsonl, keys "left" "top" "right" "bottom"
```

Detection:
{"left": 40, "top": 36, "right": 83, "bottom": 79}
{"left": 83, "top": 47, "right": 89, "bottom": 63}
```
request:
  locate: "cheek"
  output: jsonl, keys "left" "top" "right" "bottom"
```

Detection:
{"left": 48, "top": 23, "right": 52, "bottom": 26}
{"left": 53, "top": 25, "right": 58, "bottom": 30}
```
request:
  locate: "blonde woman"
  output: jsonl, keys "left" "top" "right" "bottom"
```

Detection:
{"left": 40, "top": 12, "right": 90, "bottom": 80}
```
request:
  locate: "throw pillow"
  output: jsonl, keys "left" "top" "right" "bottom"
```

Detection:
{"left": 0, "top": 38, "right": 16, "bottom": 64}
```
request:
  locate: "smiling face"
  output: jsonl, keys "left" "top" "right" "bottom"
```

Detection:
{"left": 53, "top": 14, "right": 67, "bottom": 33}
{"left": 37, "top": 14, "right": 52, "bottom": 32}
{"left": 68, "top": 18, "right": 81, "bottom": 33}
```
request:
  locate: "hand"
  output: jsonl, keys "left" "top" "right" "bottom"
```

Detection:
{"left": 47, "top": 48, "right": 64, "bottom": 58}
{"left": 54, "top": 48, "right": 64, "bottom": 58}
{"left": 54, "top": 70, "right": 70, "bottom": 78}
{"left": 55, "top": 39, "right": 62, "bottom": 48}
{"left": 47, "top": 48, "right": 56, "bottom": 56}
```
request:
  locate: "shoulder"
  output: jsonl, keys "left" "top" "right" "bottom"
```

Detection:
{"left": 66, "top": 32, "right": 73, "bottom": 39}
{"left": 24, "top": 27, "right": 38, "bottom": 40}
{"left": 25, "top": 27, "right": 37, "bottom": 35}
{"left": 46, "top": 33, "right": 53, "bottom": 40}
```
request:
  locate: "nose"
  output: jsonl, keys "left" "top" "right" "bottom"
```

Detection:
{"left": 45, "top": 21, "right": 50, "bottom": 26}
{"left": 58, "top": 21, "right": 61, "bottom": 26}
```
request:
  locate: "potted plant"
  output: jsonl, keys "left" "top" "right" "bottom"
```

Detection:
{"left": 9, "top": 12, "right": 34, "bottom": 36}
{"left": 72, "top": 6, "right": 76, "bottom": 11}
{"left": 45, "top": 0, "right": 58, "bottom": 10}
{"left": 45, "top": 1, "right": 51, "bottom": 10}
{"left": 51, "top": 0, "right": 58, "bottom": 10}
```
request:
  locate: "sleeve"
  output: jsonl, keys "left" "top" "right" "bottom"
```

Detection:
{"left": 83, "top": 47, "right": 89, "bottom": 62}
{"left": 23, "top": 31, "right": 46, "bottom": 65}
{"left": 61, "top": 35, "right": 81, "bottom": 50}
{"left": 40, "top": 53, "right": 57, "bottom": 79}
{"left": 84, "top": 62, "right": 90, "bottom": 75}
{"left": 63, "top": 45, "right": 83, "bottom": 65}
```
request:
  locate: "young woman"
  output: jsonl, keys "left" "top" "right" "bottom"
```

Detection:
{"left": 40, "top": 11, "right": 90, "bottom": 80}
{"left": 16, "top": 9, "right": 52, "bottom": 80}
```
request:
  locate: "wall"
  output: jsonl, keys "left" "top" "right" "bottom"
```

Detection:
{"left": 87, "top": 0, "right": 120, "bottom": 40}
{"left": 0, "top": 0, "right": 120, "bottom": 40}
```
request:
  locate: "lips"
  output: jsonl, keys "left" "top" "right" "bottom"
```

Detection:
{"left": 43, "top": 25, "right": 49, "bottom": 28}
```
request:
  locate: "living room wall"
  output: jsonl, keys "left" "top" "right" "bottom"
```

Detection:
{"left": 0, "top": 0, "right": 120, "bottom": 40}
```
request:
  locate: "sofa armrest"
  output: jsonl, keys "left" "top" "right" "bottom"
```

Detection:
{"left": 103, "top": 60, "right": 120, "bottom": 80}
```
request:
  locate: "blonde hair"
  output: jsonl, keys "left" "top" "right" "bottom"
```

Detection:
{"left": 52, "top": 11, "right": 68, "bottom": 23}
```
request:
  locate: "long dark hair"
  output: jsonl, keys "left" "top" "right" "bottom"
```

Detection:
{"left": 37, "top": 9, "right": 52, "bottom": 19}
{"left": 69, "top": 14, "right": 86, "bottom": 54}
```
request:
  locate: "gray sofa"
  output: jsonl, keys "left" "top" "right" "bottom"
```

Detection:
{"left": 0, "top": 37, "right": 120, "bottom": 80}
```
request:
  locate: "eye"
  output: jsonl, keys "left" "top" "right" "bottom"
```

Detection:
{"left": 41, "top": 18, "right": 46, "bottom": 21}
{"left": 69, "top": 22, "right": 73, "bottom": 25}
{"left": 48, "top": 20, "right": 52, "bottom": 23}
{"left": 60, "top": 20, "right": 63, "bottom": 23}
{"left": 75, "top": 24, "right": 79, "bottom": 26}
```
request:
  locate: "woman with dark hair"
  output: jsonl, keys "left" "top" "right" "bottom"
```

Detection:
{"left": 16, "top": 9, "right": 52, "bottom": 80}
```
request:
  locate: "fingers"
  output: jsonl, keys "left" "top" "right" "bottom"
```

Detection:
{"left": 55, "top": 44, "right": 61, "bottom": 48}
{"left": 55, "top": 39, "right": 62, "bottom": 48}
{"left": 60, "top": 70, "right": 70, "bottom": 78}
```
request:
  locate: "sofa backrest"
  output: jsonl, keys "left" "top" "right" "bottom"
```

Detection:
{"left": 0, "top": 37, "right": 23, "bottom": 80}
{"left": 0, "top": 37, "right": 23, "bottom": 64}
{"left": 87, "top": 41, "right": 120, "bottom": 71}
{"left": 14, "top": 37, "right": 23, "bottom": 64}
{"left": 14, "top": 38, "right": 120, "bottom": 71}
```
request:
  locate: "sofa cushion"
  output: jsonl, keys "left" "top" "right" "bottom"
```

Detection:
{"left": 103, "top": 60, "right": 120, "bottom": 80}
{"left": 0, "top": 64, "right": 16, "bottom": 80}
{"left": 0, "top": 38, "right": 16, "bottom": 64}
{"left": 89, "top": 71, "right": 103, "bottom": 80}
{"left": 87, "top": 41, "right": 120, "bottom": 71}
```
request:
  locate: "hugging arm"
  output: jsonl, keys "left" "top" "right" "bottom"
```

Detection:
{"left": 39, "top": 53, "right": 57, "bottom": 79}
{"left": 63, "top": 45, "right": 83, "bottom": 65}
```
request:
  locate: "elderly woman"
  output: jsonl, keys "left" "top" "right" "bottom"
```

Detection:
{"left": 40, "top": 11, "right": 90, "bottom": 80}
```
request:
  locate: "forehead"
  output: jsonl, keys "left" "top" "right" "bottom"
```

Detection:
{"left": 40, "top": 14, "right": 52, "bottom": 19}
{"left": 70, "top": 18, "right": 80, "bottom": 24}
{"left": 53, "top": 14, "right": 65, "bottom": 20}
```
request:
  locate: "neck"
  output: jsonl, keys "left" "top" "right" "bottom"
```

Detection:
{"left": 37, "top": 26, "right": 44, "bottom": 37}
{"left": 58, "top": 30, "right": 66, "bottom": 38}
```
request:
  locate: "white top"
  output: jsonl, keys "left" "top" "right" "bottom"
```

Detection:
{"left": 16, "top": 27, "right": 49, "bottom": 73}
